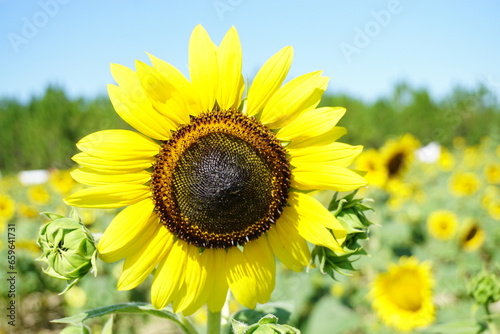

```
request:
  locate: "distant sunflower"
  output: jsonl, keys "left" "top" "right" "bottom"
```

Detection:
{"left": 449, "top": 172, "right": 480, "bottom": 197}
{"left": 437, "top": 146, "right": 455, "bottom": 172}
{"left": 427, "top": 210, "right": 458, "bottom": 241}
{"left": 459, "top": 220, "right": 485, "bottom": 252}
{"left": 65, "top": 25, "right": 366, "bottom": 315}
{"left": 487, "top": 198, "right": 500, "bottom": 220}
{"left": 379, "top": 134, "right": 420, "bottom": 180}
{"left": 485, "top": 163, "right": 500, "bottom": 185}
{"left": 355, "top": 148, "right": 387, "bottom": 188}
{"left": 370, "top": 257, "right": 435, "bottom": 332}
{"left": 28, "top": 185, "right": 51, "bottom": 205}
{"left": 49, "top": 169, "right": 76, "bottom": 195}
{"left": 0, "top": 194, "right": 16, "bottom": 231}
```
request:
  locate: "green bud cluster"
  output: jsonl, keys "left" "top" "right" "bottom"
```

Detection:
{"left": 232, "top": 314, "right": 300, "bottom": 334}
{"left": 469, "top": 270, "right": 500, "bottom": 305}
{"left": 37, "top": 210, "right": 97, "bottom": 294}
{"left": 309, "top": 190, "right": 373, "bottom": 279}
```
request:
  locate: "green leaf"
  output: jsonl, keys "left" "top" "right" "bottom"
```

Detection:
{"left": 421, "top": 320, "right": 484, "bottom": 334}
{"left": 101, "top": 315, "right": 113, "bottom": 334}
{"left": 253, "top": 326, "right": 276, "bottom": 334}
{"left": 52, "top": 302, "right": 196, "bottom": 334}
{"left": 258, "top": 314, "right": 279, "bottom": 325}
{"left": 70, "top": 208, "right": 82, "bottom": 222}
{"left": 231, "top": 318, "right": 250, "bottom": 334}
{"left": 41, "top": 212, "right": 65, "bottom": 221}
{"left": 60, "top": 325, "right": 91, "bottom": 334}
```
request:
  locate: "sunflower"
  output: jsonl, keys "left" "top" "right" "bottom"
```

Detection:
{"left": 437, "top": 146, "right": 455, "bottom": 172}
{"left": 355, "top": 148, "right": 387, "bottom": 188}
{"left": 426, "top": 210, "right": 458, "bottom": 241}
{"left": 379, "top": 134, "right": 420, "bottom": 180}
{"left": 459, "top": 219, "right": 485, "bottom": 252}
{"left": 370, "top": 256, "right": 435, "bottom": 332}
{"left": 485, "top": 163, "right": 500, "bottom": 185}
{"left": 65, "top": 25, "right": 366, "bottom": 315}
{"left": 27, "top": 184, "right": 51, "bottom": 205}
{"left": 0, "top": 193, "right": 16, "bottom": 231}
{"left": 449, "top": 172, "right": 480, "bottom": 197}
{"left": 49, "top": 169, "right": 76, "bottom": 195}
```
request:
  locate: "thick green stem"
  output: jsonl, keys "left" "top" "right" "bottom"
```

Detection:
{"left": 207, "top": 309, "right": 221, "bottom": 334}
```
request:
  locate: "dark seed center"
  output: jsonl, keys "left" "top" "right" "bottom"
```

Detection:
{"left": 151, "top": 110, "right": 291, "bottom": 249}
{"left": 173, "top": 132, "right": 274, "bottom": 235}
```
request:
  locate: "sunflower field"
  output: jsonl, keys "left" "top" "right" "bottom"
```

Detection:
{"left": 2, "top": 79, "right": 500, "bottom": 332}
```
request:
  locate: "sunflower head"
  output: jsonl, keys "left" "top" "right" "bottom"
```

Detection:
{"left": 370, "top": 256, "right": 435, "bottom": 332}
{"left": 355, "top": 148, "right": 388, "bottom": 188}
{"left": 28, "top": 184, "right": 51, "bottom": 205}
{"left": 485, "top": 163, "right": 500, "bottom": 185}
{"left": 379, "top": 133, "right": 421, "bottom": 180}
{"left": 449, "top": 172, "right": 480, "bottom": 197}
{"left": 459, "top": 219, "right": 485, "bottom": 252}
{"left": 0, "top": 193, "right": 16, "bottom": 224}
{"left": 65, "top": 25, "right": 366, "bottom": 314}
{"left": 427, "top": 210, "right": 458, "bottom": 241}
{"left": 437, "top": 146, "right": 455, "bottom": 171}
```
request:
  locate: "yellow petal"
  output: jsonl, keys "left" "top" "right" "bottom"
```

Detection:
{"left": 117, "top": 223, "right": 173, "bottom": 290}
{"left": 276, "top": 107, "right": 345, "bottom": 142}
{"left": 292, "top": 163, "right": 367, "bottom": 192}
{"left": 97, "top": 199, "right": 155, "bottom": 262}
{"left": 260, "top": 71, "right": 328, "bottom": 129}
{"left": 287, "top": 126, "right": 347, "bottom": 149}
{"left": 76, "top": 129, "right": 159, "bottom": 160}
{"left": 151, "top": 240, "right": 188, "bottom": 309}
{"left": 217, "top": 26, "right": 244, "bottom": 110}
{"left": 173, "top": 246, "right": 210, "bottom": 314}
{"left": 107, "top": 83, "right": 172, "bottom": 141}
{"left": 109, "top": 62, "right": 137, "bottom": 87}
{"left": 246, "top": 46, "right": 293, "bottom": 116}
{"left": 206, "top": 249, "right": 229, "bottom": 313}
{"left": 70, "top": 168, "right": 150, "bottom": 186}
{"left": 284, "top": 192, "right": 346, "bottom": 254}
{"left": 110, "top": 63, "right": 179, "bottom": 133}
{"left": 147, "top": 53, "right": 192, "bottom": 92}
{"left": 64, "top": 184, "right": 150, "bottom": 208}
{"left": 71, "top": 152, "right": 153, "bottom": 174}
{"left": 244, "top": 237, "right": 276, "bottom": 304}
{"left": 290, "top": 143, "right": 363, "bottom": 166}
{"left": 135, "top": 60, "right": 190, "bottom": 125}
{"left": 148, "top": 52, "right": 199, "bottom": 118}
{"left": 189, "top": 25, "right": 218, "bottom": 112}
{"left": 268, "top": 217, "right": 310, "bottom": 272}
{"left": 226, "top": 237, "right": 275, "bottom": 308}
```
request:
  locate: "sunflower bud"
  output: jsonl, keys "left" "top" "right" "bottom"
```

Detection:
{"left": 37, "top": 210, "right": 97, "bottom": 294}
{"left": 469, "top": 270, "right": 500, "bottom": 305}
{"left": 231, "top": 314, "right": 300, "bottom": 334}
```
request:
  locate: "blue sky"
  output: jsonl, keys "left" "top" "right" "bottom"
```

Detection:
{"left": 1, "top": 0, "right": 499, "bottom": 103}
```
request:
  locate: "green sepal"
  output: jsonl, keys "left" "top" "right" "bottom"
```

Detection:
{"left": 308, "top": 190, "right": 373, "bottom": 279}
{"left": 231, "top": 314, "right": 300, "bottom": 334}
